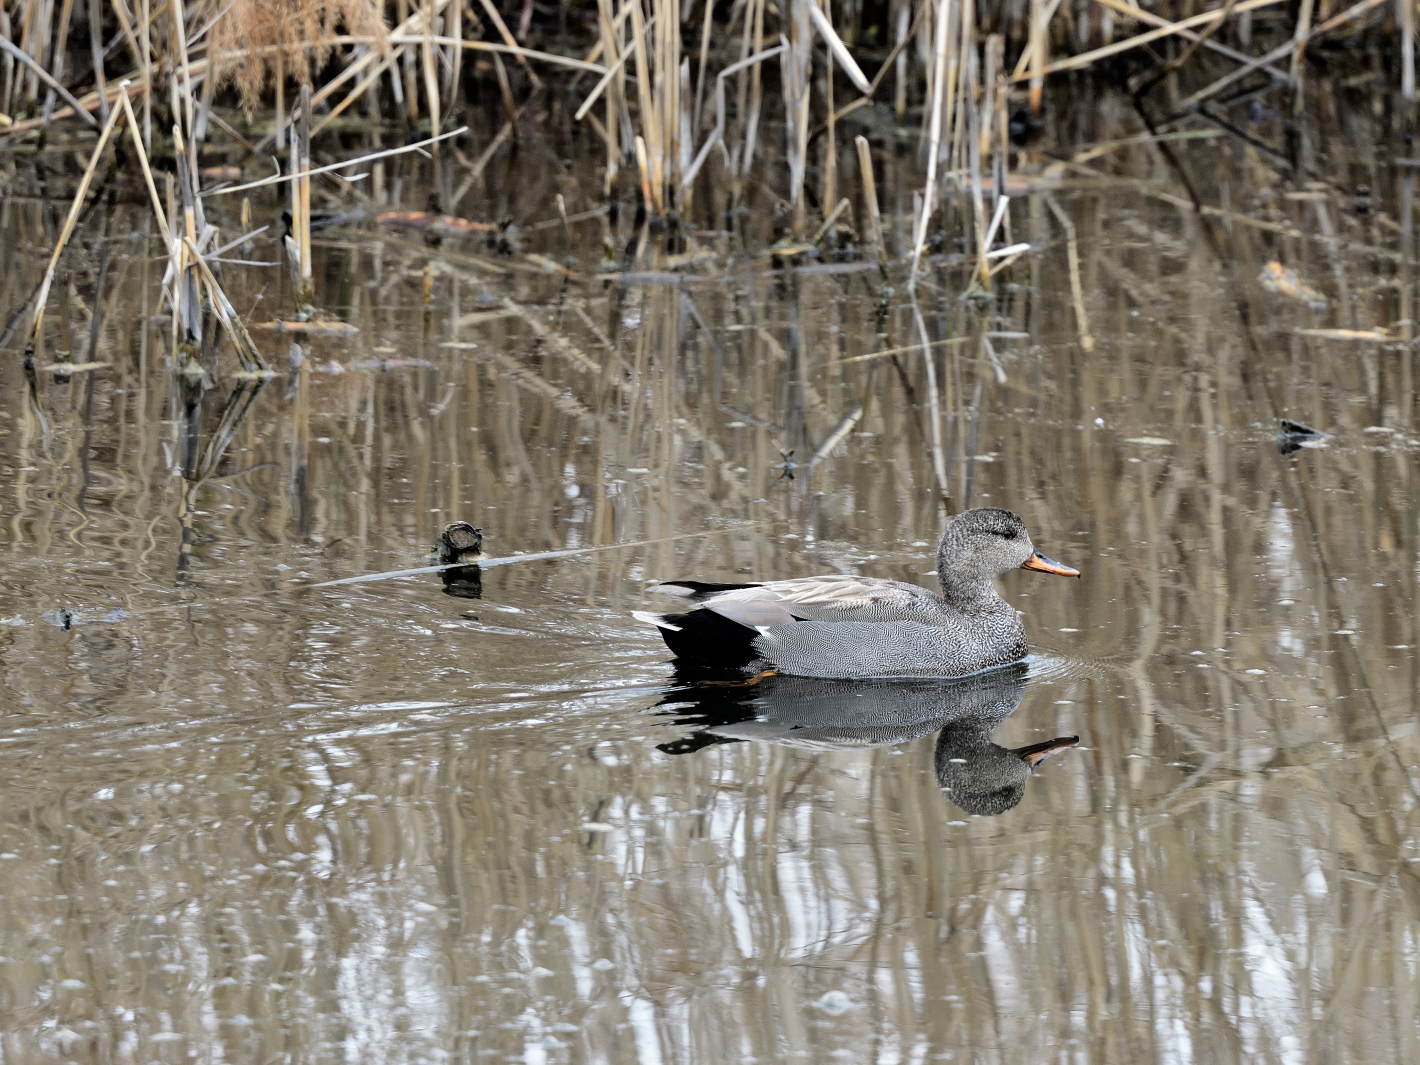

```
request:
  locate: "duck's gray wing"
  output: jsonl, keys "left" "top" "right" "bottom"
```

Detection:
{"left": 699, "top": 575, "right": 944, "bottom": 627}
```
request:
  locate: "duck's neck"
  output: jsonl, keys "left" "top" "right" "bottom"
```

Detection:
{"left": 937, "top": 570, "right": 1000, "bottom": 610}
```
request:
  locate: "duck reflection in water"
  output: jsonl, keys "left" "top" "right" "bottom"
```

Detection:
{"left": 652, "top": 663, "right": 1077, "bottom": 816}
{"left": 436, "top": 521, "right": 483, "bottom": 599}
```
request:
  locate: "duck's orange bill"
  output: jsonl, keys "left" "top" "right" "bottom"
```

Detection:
{"left": 1021, "top": 551, "right": 1080, "bottom": 577}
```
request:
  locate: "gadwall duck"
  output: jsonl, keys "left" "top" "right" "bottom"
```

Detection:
{"left": 633, "top": 507, "right": 1079, "bottom": 679}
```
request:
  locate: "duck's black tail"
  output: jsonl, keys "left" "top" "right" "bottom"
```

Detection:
{"left": 633, "top": 606, "right": 761, "bottom": 668}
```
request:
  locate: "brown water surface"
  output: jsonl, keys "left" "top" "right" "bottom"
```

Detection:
{"left": 2, "top": 89, "right": 1420, "bottom": 1062}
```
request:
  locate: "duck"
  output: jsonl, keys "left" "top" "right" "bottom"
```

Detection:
{"left": 633, "top": 507, "right": 1079, "bottom": 679}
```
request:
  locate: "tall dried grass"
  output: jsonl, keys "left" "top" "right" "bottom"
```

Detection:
{"left": 209, "top": 0, "right": 389, "bottom": 111}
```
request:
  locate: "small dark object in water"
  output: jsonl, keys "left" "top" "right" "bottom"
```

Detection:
{"left": 1354, "top": 185, "right": 1372, "bottom": 215}
{"left": 1278, "top": 418, "right": 1331, "bottom": 455}
{"left": 1008, "top": 106, "right": 1042, "bottom": 146}
{"left": 437, "top": 522, "right": 483, "bottom": 599}
{"left": 438, "top": 522, "right": 483, "bottom": 562}
{"left": 441, "top": 566, "right": 483, "bottom": 600}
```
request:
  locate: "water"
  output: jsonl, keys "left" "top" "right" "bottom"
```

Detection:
{"left": 3, "top": 91, "right": 1420, "bottom": 1062}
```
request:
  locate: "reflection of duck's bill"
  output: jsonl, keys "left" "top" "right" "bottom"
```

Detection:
{"left": 1013, "top": 735, "right": 1080, "bottom": 767}
{"left": 1021, "top": 552, "right": 1080, "bottom": 577}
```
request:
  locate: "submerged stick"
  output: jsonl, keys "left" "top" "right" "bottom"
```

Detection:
{"left": 202, "top": 127, "right": 468, "bottom": 197}
{"left": 807, "top": 402, "right": 864, "bottom": 467}
{"left": 311, "top": 527, "right": 773, "bottom": 588}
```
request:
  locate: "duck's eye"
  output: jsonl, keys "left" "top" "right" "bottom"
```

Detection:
{"left": 995, "top": 529, "right": 1016, "bottom": 539}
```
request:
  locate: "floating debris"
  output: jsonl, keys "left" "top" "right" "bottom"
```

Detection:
{"left": 1258, "top": 262, "right": 1327, "bottom": 311}
{"left": 1278, "top": 418, "right": 1332, "bottom": 455}
{"left": 1125, "top": 437, "right": 1173, "bottom": 446}
{"left": 1295, "top": 327, "right": 1391, "bottom": 341}
{"left": 437, "top": 522, "right": 483, "bottom": 564}
{"left": 346, "top": 357, "right": 434, "bottom": 372}
{"left": 250, "top": 320, "right": 360, "bottom": 336}
{"left": 375, "top": 211, "right": 498, "bottom": 236}
{"left": 42, "top": 361, "right": 109, "bottom": 375}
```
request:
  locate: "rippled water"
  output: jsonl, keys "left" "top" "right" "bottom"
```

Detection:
{"left": 3, "top": 87, "right": 1420, "bottom": 1062}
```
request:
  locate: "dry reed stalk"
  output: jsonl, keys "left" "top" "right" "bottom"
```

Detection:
{"left": 678, "top": 43, "right": 784, "bottom": 197}
{"left": 1011, "top": 0, "right": 1285, "bottom": 84}
{"left": 1290, "top": 0, "right": 1315, "bottom": 116}
{"left": 807, "top": 1, "right": 870, "bottom": 94}
{"left": 139, "top": 0, "right": 151, "bottom": 148}
{"left": 1405, "top": 0, "right": 1416, "bottom": 107}
{"left": 0, "top": 35, "right": 100, "bottom": 128}
{"left": 28, "top": 99, "right": 124, "bottom": 352}
{"left": 204, "top": 125, "right": 466, "bottom": 198}
{"left": 634, "top": 134, "right": 653, "bottom": 212}
{"left": 781, "top": 1, "right": 812, "bottom": 235}
{"left": 1027, "top": 0, "right": 1045, "bottom": 115}
{"left": 297, "top": 82, "right": 312, "bottom": 312}
{"left": 41, "top": 0, "right": 78, "bottom": 130}
{"left": 811, "top": 197, "right": 851, "bottom": 245}
{"left": 628, "top": 1, "right": 662, "bottom": 216}
{"left": 910, "top": 0, "right": 951, "bottom": 289}
{"left": 285, "top": 0, "right": 449, "bottom": 144}
{"left": 854, "top": 135, "right": 887, "bottom": 279}
{"left": 88, "top": 0, "right": 109, "bottom": 121}
{"left": 1175, "top": 0, "right": 1390, "bottom": 114}
{"left": 894, "top": 1, "right": 908, "bottom": 119}
{"left": 839, "top": 335, "right": 970, "bottom": 364}
{"left": 118, "top": 86, "right": 171, "bottom": 242}
{"left": 596, "top": 0, "right": 622, "bottom": 197}
{"left": 385, "top": 35, "right": 607, "bottom": 74}
{"left": 1093, "top": 0, "right": 1286, "bottom": 82}
{"left": 476, "top": 0, "right": 539, "bottom": 85}
{"left": 741, "top": 0, "right": 766, "bottom": 176}
{"left": 1044, "top": 195, "right": 1094, "bottom": 353}
{"left": 692, "top": 0, "right": 713, "bottom": 134}
{"left": 421, "top": 0, "right": 441, "bottom": 171}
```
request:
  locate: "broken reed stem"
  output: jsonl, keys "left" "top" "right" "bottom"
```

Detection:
{"left": 855, "top": 134, "right": 887, "bottom": 279}
{"left": 1028, "top": 0, "right": 1045, "bottom": 116}
{"left": 811, "top": 197, "right": 851, "bottom": 245}
{"left": 28, "top": 99, "right": 124, "bottom": 351}
{"left": 0, "top": 34, "right": 100, "bottom": 128}
{"left": 1045, "top": 195, "right": 1094, "bottom": 352}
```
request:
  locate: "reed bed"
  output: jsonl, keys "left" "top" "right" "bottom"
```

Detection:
{"left": 5, "top": 0, "right": 1414, "bottom": 518}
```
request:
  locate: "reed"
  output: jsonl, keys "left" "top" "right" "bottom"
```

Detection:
{"left": 5, "top": 0, "right": 1412, "bottom": 371}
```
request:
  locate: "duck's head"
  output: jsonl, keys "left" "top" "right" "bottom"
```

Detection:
{"left": 936, "top": 507, "right": 1078, "bottom": 601}
{"left": 936, "top": 728, "right": 1080, "bottom": 816}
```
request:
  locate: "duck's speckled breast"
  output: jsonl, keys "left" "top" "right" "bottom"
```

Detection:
{"left": 750, "top": 599, "right": 1027, "bottom": 679}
